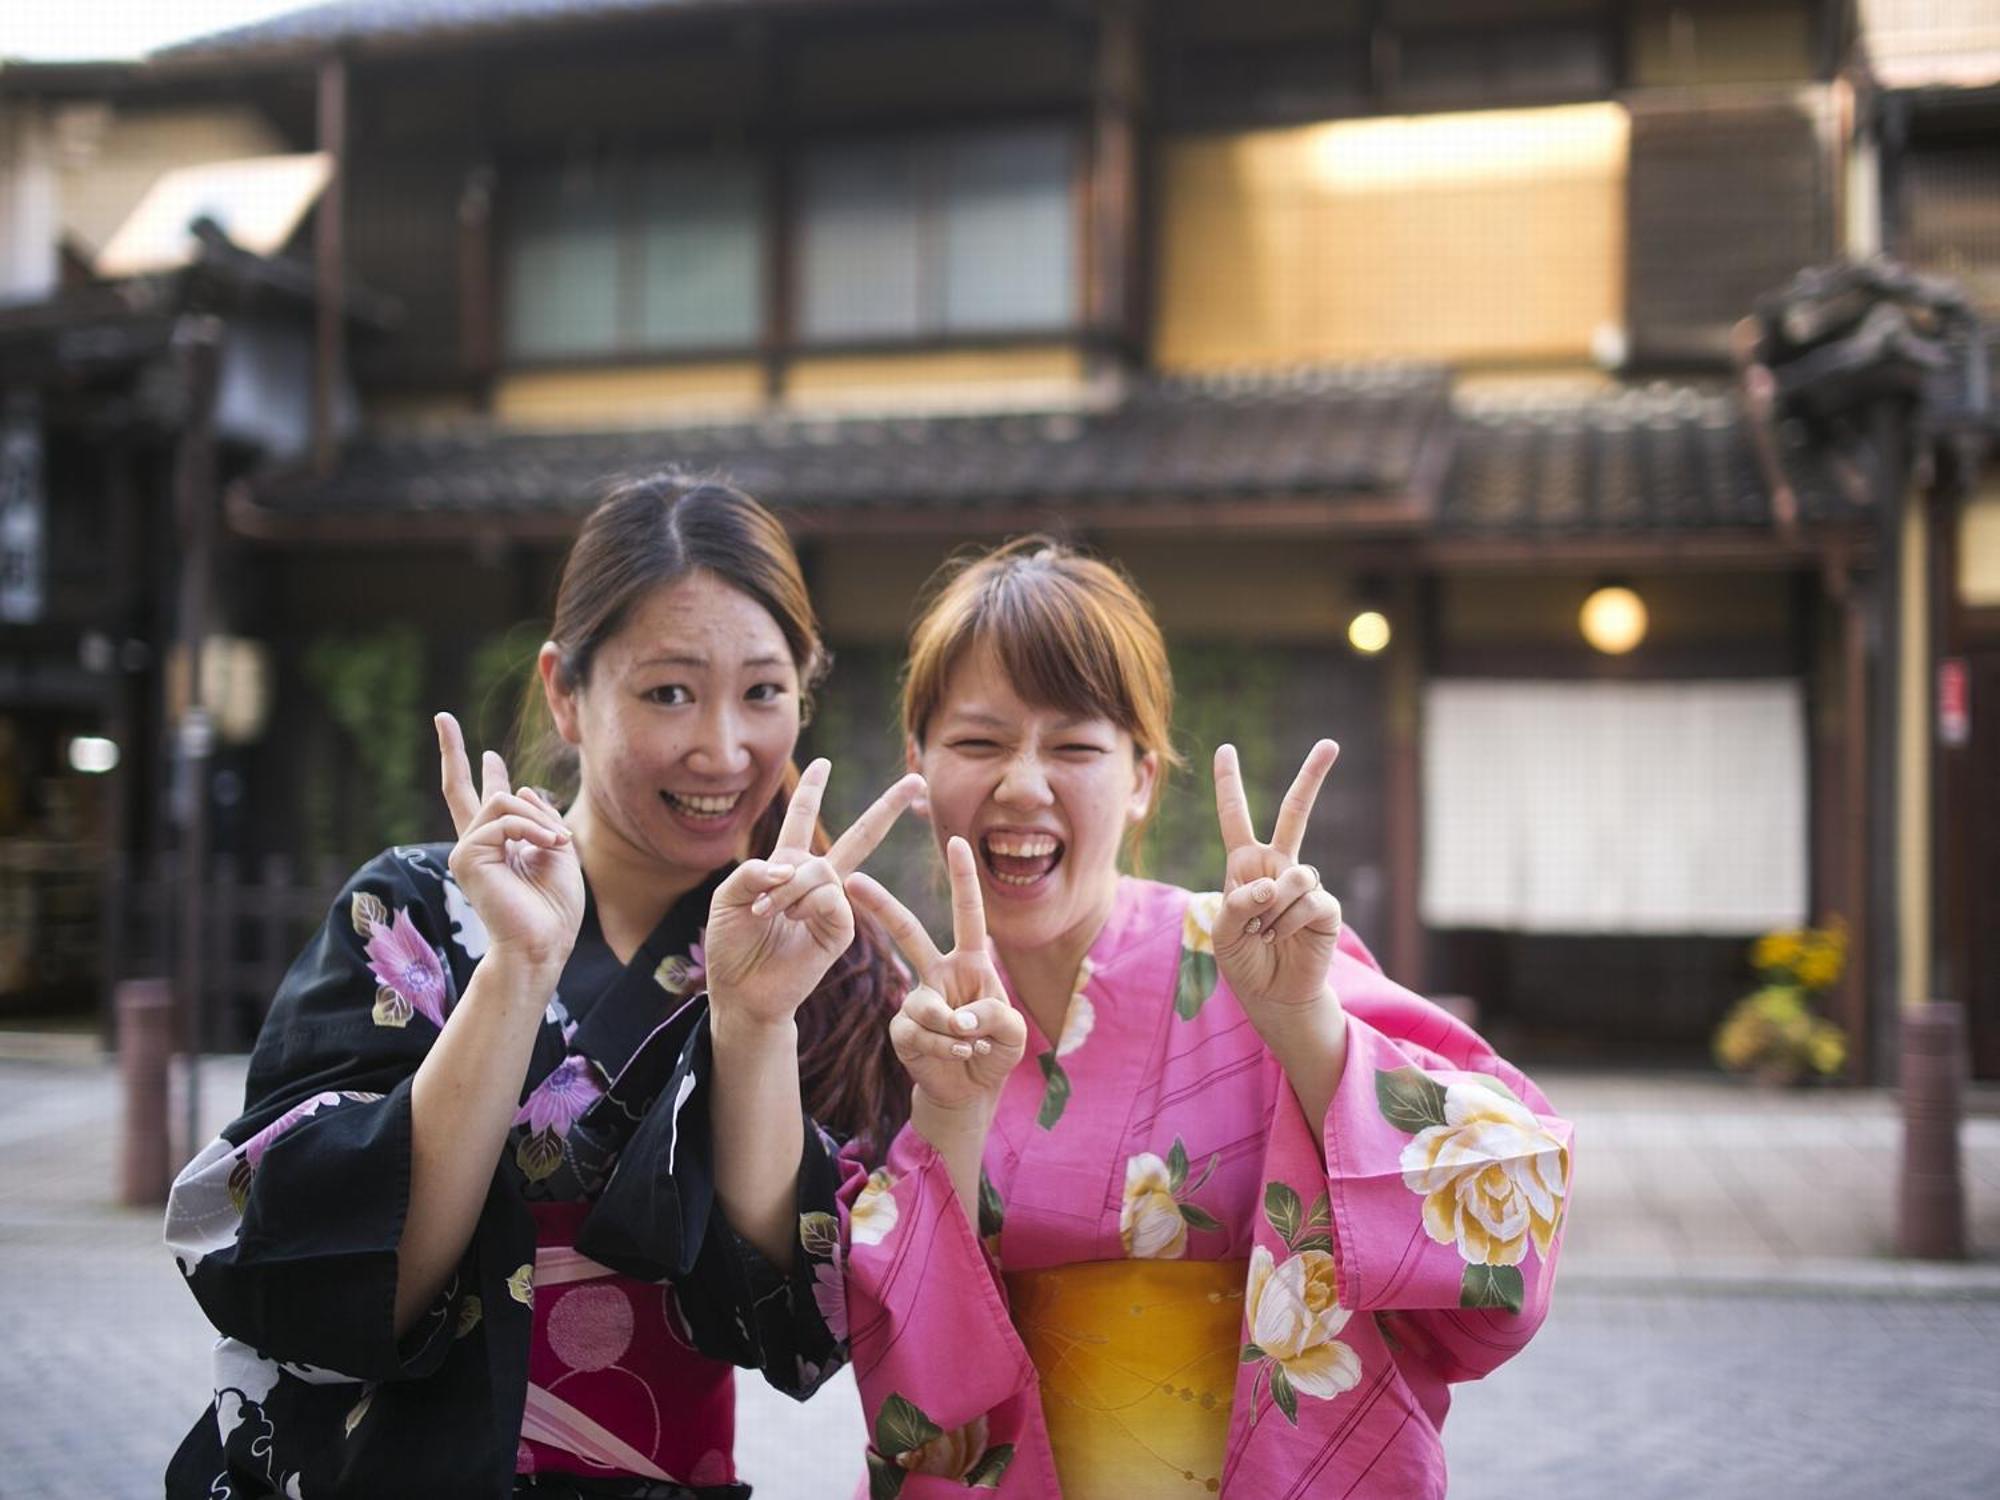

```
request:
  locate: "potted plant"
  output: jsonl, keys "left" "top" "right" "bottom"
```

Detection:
{"left": 1713, "top": 920, "right": 1849, "bottom": 1086}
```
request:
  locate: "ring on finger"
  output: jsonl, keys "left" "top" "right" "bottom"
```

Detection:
{"left": 1300, "top": 863, "right": 1320, "bottom": 889}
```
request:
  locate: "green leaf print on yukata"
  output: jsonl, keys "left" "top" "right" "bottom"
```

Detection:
{"left": 1175, "top": 891, "right": 1224, "bottom": 1019}
{"left": 1036, "top": 1051, "right": 1071, "bottom": 1130}
{"left": 1033, "top": 957, "right": 1095, "bottom": 1130}
{"left": 867, "top": 1399, "right": 1014, "bottom": 1497}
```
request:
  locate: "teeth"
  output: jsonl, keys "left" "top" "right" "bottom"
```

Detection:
{"left": 668, "top": 791, "right": 742, "bottom": 817}
{"left": 991, "top": 870, "right": 1044, "bottom": 886}
{"left": 986, "top": 834, "right": 1059, "bottom": 858}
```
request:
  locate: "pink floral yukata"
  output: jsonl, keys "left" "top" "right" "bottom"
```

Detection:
{"left": 841, "top": 877, "right": 1573, "bottom": 1499}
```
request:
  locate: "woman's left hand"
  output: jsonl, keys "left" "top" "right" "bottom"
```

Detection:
{"left": 1210, "top": 740, "right": 1346, "bottom": 1030}
{"left": 703, "top": 759, "right": 924, "bottom": 1030}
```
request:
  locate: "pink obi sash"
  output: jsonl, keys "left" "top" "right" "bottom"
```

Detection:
{"left": 516, "top": 1201, "right": 737, "bottom": 1490}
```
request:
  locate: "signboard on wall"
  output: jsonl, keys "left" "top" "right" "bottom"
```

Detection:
{"left": 0, "top": 398, "right": 44, "bottom": 625}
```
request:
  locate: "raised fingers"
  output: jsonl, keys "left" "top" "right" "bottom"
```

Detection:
{"left": 1270, "top": 739, "right": 1339, "bottom": 860}
{"left": 1213, "top": 743, "right": 1259, "bottom": 853}
{"left": 844, "top": 871, "right": 945, "bottom": 974}
{"left": 774, "top": 758, "right": 829, "bottom": 853}
{"left": 435, "top": 713, "right": 480, "bottom": 836}
{"left": 945, "top": 836, "right": 987, "bottom": 955}
{"left": 826, "top": 773, "right": 925, "bottom": 876}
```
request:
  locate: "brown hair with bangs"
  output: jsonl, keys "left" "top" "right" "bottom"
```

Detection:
{"left": 902, "top": 536, "right": 1184, "bottom": 847}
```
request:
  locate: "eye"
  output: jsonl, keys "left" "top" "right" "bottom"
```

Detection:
{"left": 644, "top": 684, "right": 692, "bottom": 706}
{"left": 947, "top": 738, "right": 1000, "bottom": 752}
{"left": 1058, "top": 743, "right": 1109, "bottom": 757}
{"left": 745, "top": 681, "right": 789, "bottom": 703}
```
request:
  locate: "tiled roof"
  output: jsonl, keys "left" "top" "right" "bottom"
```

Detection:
{"left": 156, "top": 0, "right": 846, "bottom": 61}
{"left": 243, "top": 365, "right": 1454, "bottom": 529}
{"left": 1439, "top": 384, "right": 1859, "bottom": 535}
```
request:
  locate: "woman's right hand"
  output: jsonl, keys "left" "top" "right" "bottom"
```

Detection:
{"left": 435, "top": 712, "right": 584, "bottom": 972}
{"left": 846, "top": 836, "right": 1026, "bottom": 1116}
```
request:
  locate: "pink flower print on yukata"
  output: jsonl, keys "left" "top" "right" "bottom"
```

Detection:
{"left": 364, "top": 908, "right": 452, "bottom": 1029}
{"left": 514, "top": 1055, "right": 607, "bottom": 1182}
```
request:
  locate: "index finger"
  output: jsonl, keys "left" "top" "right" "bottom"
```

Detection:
{"left": 844, "top": 871, "right": 945, "bottom": 974}
{"left": 775, "top": 758, "right": 829, "bottom": 853}
{"left": 1212, "top": 743, "right": 1259, "bottom": 852}
{"left": 826, "top": 773, "right": 925, "bottom": 876}
{"left": 945, "top": 835, "right": 987, "bottom": 954}
{"left": 1271, "top": 739, "right": 1339, "bottom": 860}
{"left": 435, "top": 713, "right": 479, "bottom": 837}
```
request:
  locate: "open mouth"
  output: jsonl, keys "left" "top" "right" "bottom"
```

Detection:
{"left": 660, "top": 789, "right": 745, "bottom": 824}
{"left": 979, "top": 830, "right": 1065, "bottom": 889}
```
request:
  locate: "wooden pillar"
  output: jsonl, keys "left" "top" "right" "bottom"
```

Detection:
{"left": 1385, "top": 570, "right": 1425, "bottom": 990}
{"left": 314, "top": 54, "right": 348, "bottom": 475}
{"left": 1086, "top": 0, "right": 1143, "bottom": 367}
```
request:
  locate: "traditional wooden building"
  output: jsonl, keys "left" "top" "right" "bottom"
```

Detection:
{"left": 3, "top": 0, "right": 1986, "bottom": 1076}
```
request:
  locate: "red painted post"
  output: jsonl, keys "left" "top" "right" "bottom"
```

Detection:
{"left": 118, "top": 977, "right": 174, "bottom": 1207}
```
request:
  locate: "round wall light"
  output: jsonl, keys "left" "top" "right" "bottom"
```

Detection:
{"left": 1347, "top": 610, "right": 1391, "bottom": 655}
{"left": 1579, "top": 585, "right": 1647, "bottom": 655}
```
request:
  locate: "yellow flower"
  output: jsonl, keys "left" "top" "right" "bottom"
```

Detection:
{"left": 1119, "top": 1153, "right": 1188, "bottom": 1259}
{"left": 1244, "top": 1246, "right": 1362, "bottom": 1400}
{"left": 851, "top": 1168, "right": 900, "bottom": 1247}
{"left": 1182, "top": 891, "right": 1224, "bottom": 954}
{"left": 1400, "top": 1085, "right": 1567, "bottom": 1267}
{"left": 898, "top": 1414, "right": 988, "bottom": 1478}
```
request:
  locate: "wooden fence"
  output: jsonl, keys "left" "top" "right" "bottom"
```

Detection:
{"left": 122, "top": 853, "right": 349, "bottom": 1049}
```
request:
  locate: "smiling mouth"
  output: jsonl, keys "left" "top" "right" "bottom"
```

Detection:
{"left": 980, "top": 831, "right": 1065, "bottom": 887}
{"left": 661, "top": 789, "right": 745, "bottom": 822}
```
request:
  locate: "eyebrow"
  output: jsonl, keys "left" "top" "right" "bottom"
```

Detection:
{"left": 633, "top": 653, "right": 793, "bottom": 671}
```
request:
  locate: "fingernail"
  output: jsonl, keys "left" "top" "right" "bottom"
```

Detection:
{"left": 951, "top": 1042, "right": 973, "bottom": 1059}
{"left": 954, "top": 1010, "right": 978, "bottom": 1032}
{"left": 1255, "top": 883, "right": 1274, "bottom": 903}
{"left": 767, "top": 863, "right": 795, "bottom": 880}
{"left": 751, "top": 894, "right": 771, "bottom": 915}
{"left": 1245, "top": 917, "right": 1262, "bottom": 935}
{"left": 1263, "top": 929, "right": 1277, "bottom": 944}
{"left": 555, "top": 828, "right": 571, "bottom": 842}
{"left": 974, "top": 1039, "right": 992, "bottom": 1055}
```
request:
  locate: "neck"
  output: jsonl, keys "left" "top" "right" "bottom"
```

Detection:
{"left": 995, "top": 877, "right": 1120, "bottom": 1036}
{"left": 566, "top": 792, "right": 709, "bottom": 961}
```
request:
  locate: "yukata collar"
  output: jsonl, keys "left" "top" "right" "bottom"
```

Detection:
{"left": 566, "top": 863, "right": 730, "bottom": 1085}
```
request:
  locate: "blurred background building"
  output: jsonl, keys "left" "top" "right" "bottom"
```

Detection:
{"left": 0, "top": 0, "right": 1992, "bottom": 1079}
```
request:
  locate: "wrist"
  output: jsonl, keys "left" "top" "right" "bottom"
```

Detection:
{"left": 480, "top": 940, "right": 569, "bottom": 986}
{"left": 707, "top": 1002, "right": 799, "bottom": 1052}
{"left": 911, "top": 1086, "right": 996, "bottom": 1138}
{"left": 1254, "top": 987, "right": 1346, "bottom": 1043}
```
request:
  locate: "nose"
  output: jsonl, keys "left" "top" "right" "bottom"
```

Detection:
{"left": 685, "top": 701, "right": 752, "bottom": 778}
{"left": 993, "top": 751, "right": 1054, "bottom": 810}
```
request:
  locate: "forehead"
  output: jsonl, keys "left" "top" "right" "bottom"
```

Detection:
{"left": 605, "top": 571, "right": 791, "bottom": 666}
{"left": 934, "top": 641, "right": 1111, "bottom": 731}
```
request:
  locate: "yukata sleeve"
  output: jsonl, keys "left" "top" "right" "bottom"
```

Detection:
{"left": 572, "top": 1007, "right": 852, "bottom": 1398}
{"left": 843, "top": 1128, "right": 1042, "bottom": 1496}
{"left": 1260, "top": 931, "right": 1574, "bottom": 1385}
{"left": 163, "top": 851, "right": 477, "bottom": 1383}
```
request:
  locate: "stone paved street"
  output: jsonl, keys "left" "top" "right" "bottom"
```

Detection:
{"left": 3, "top": 1053, "right": 1997, "bottom": 1498}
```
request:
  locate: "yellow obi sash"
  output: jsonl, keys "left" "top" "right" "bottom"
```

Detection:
{"left": 1004, "top": 1259, "right": 1246, "bottom": 1499}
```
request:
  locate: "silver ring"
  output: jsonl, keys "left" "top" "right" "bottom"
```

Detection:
{"left": 1301, "top": 864, "right": 1320, "bottom": 889}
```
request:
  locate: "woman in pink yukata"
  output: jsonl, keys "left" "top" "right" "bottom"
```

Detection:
{"left": 830, "top": 537, "right": 1574, "bottom": 1499}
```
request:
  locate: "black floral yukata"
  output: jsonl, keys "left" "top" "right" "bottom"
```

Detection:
{"left": 164, "top": 843, "right": 848, "bottom": 1500}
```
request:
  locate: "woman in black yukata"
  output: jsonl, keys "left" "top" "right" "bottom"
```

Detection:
{"left": 164, "top": 476, "right": 922, "bottom": 1500}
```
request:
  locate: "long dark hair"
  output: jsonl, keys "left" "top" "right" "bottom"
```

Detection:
{"left": 516, "top": 472, "right": 909, "bottom": 1158}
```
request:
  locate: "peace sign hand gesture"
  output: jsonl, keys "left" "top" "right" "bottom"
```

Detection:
{"left": 435, "top": 712, "right": 584, "bottom": 972}
{"left": 1210, "top": 740, "right": 1346, "bottom": 1030}
{"left": 704, "top": 760, "right": 924, "bottom": 1030}
{"left": 846, "top": 837, "right": 1027, "bottom": 1116}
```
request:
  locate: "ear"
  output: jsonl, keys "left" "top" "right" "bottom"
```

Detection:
{"left": 1127, "top": 748, "right": 1161, "bottom": 827}
{"left": 905, "top": 736, "right": 931, "bottom": 820}
{"left": 537, "top": 642, "right": 582, "bottom": 747}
